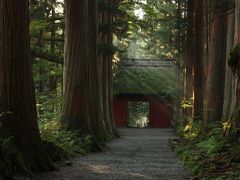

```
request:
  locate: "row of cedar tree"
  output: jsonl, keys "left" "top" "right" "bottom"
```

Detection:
{"left": 2, "top": 0, "right": 240, "bottom": 175}
{"left": 0, "top": 0, "right": 118, "bottom": 172}
{"left": 183, "top": 0, "right": 240, "bottom": 131}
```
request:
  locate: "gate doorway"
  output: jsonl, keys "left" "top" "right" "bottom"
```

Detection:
{"left": 113, "top": 94, "right": 173, "bottom": 128}
{"left": 128, "top": 101, "right": 150, "bottom": 128}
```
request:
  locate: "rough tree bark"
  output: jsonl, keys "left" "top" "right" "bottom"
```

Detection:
{"left": 203, "top": 1, "right": 228, "bottom": 124}
{"left": 183, "top": 0, "right": 195, "bottom": 120}
{"left": 48, "top": 0, "right": 57, "bottom": 92}
{"left": 222, "top": 10, "right": 235, "bottom": 121}
{"left": 227, "top": 0, "right": 240, "bottom": 129}
{"left": 193, "top": 0, "right": 205, "bottom": 120}
{"left": 0, "top": 0, "right": 53, "bottom": 172}
{"left": 62, "top": 0, "right": 89, "bottom": 131}
{"left": 107, "top": 0, "right": 119, "bottom": 136}
{"left": 101, "top": 1, "right": 112, "bottom": 134}
{"left": 99, "top": 0, "right": 118, "bottom": 136}
{"left": 87, "top": 0, "right": 107, "bottom": 144}
{"left": 62, "top": 0, "right": 117, "bottom": 146}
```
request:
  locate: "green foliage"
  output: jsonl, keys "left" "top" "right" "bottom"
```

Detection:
{"left": 115, "top": 0, "right": 187, "bottom": 59}
{"left": 30, "top": 0, "right": 64, "bottom": 65}
{"left": 181, "top": 98, "right": 193, "bottom": 109}
{"left": 113, "top": 0, "right": 185, "bottom": 97}
{"left": 36, "top": 90, "right": 62, "bottom": 122}
{"left": 171, "top": 122, "right": 240, "bottom": 179}
{"left": 36, "top": 87, "right": 96, "bottom": 160}
{"left": 113, "top": 0, "right": 140, "bottom": 40}
{"left": 177, "top": 119, "right": 201, "bottom": 139}
{"left": 138, "top": 0, "right": 181, "bottom": 58}
{"left": 30, "top": 20, "right": 50, "bottom": 33}
{"left": 40, "top": 121, "right": 94, "bottom": 158}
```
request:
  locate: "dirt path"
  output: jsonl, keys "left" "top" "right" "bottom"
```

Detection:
{"left": 39, "top": 128, "right": 190, "bottom": 180}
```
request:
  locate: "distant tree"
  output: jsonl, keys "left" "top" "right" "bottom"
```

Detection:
{"left": 30, "top": 0, "right": 64, "bottom": 91}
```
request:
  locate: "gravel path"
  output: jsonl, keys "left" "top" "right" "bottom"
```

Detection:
{"left": 39, "top": 128, "right": 190, "bottom": 180}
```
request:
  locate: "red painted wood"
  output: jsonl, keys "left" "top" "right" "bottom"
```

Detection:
{"left": 113, "top": 98, "right": 128, "bottom": 126}
{"left": 149, "top": 100, "right": 172, "bottom": 128}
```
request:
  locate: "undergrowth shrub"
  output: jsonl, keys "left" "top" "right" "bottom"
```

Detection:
{"left": 36, "top": 91, "right": 98, "bottom": 162}
{"left": 171, "top": 121, "right": 240, "bottom": 179}
{"left": 40, "top": 120, "right": 94, "bottom": 160}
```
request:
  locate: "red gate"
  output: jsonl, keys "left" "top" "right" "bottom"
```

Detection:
{"left": 113, "top": 94, "right": 173, "bottom": 128}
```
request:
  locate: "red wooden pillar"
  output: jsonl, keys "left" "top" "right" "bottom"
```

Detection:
{"left": 113, "top": 98, "right": 128, "bottom": 127}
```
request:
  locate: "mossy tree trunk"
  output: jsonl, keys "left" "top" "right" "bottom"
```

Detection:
{"left": 0, "top": 0, "right": 53, "bottom": 172}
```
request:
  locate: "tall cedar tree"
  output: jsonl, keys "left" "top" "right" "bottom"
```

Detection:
{"left": 193, "top": 0, "right": 205, "bottom": 120}
{"left": 62, "top": 0, "right": 117, "bottom": 147}
{"left": 222, "top": 4, "right": 235, "bottom": 121}
{"left": 99, "top": 0, "right": 118, "bottom": 136}
{"left": 203, "top": 0, "right": 228, "bottom": 124}
{"left": 227, "top": 0, "right": 240, "bottom": 128}
{"left": 107, "top": 0, "right": 118, "bottom": 136}
{"left": 0, "top": 0, "right": 53, "bottom": 172}
{"left": 183, "top": 0, "right": 195, "bottom": 120}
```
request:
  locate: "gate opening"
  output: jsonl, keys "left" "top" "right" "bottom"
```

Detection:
{"left": 128, "top": 101, "right": 150, "bottom": 128}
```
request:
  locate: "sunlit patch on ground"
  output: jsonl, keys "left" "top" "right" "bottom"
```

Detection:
{"left": 87, "top": 164, "right": 110, "bottom": 174}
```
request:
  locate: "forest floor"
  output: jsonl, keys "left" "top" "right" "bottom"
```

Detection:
{"left": 37, "top": 128, "right": 189, "bottom": 180}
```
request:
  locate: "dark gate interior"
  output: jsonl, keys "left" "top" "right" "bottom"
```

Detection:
{"left": 113, "top": 94, "right": 173, "bottom": 128}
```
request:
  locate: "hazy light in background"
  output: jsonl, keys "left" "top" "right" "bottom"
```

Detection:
{"left": 55, "top": 0, "right": 64, "bottom": 14}
{"left": 134, "top": 0, "right": 146, "bottom": 20}
{"left": 55, "top": 0, "right": 147, "bottom": 20}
